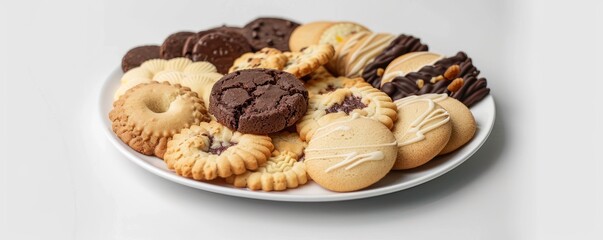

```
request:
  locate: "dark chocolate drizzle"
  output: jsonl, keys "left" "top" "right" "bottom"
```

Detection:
{"left": 362, "top": 34, "right": 429, "bottom": 88}
{"left": 381, "top": 51, "right": 490, "bottom": 107}
{"left": 325, "top": 96, "right": 366, "bottom": 114}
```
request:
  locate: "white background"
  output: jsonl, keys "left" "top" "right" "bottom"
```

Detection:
{"left": 1, "top": 0, "right": 602, "bottom": 239}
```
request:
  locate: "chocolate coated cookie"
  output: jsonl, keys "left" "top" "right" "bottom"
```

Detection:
{"left": 209, "top": 69, "right": 308, "bottom": 135}
{"left": 381, "top": 52, "right": 490, "bottom": 107}
{"left": 243, "top": 17, "right": 300, "bottom": 51}
{"left": 362, "top": 34, "right": 428, "bottom": 88}
{"left": 160, "top": 31, "right": 195, "bottom": 59}
{"left": 191, "top": 32, "right": 252, "bottom": 74}
{"left": 121, "top": 45, "right": 161, "bottom": 72}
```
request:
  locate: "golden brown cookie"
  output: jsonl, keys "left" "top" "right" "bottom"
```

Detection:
{"left": 380, "top": 51, "right": 444, "bottom": 86}
{"left": 305, "top": 75, "right": 366, "bottom": 97}
{"left": 109, "top": 81, "right": 210, "bottom": 158}
{"left": 304, "top": 116, "right": 397, "bottom": 192}
{"left": 226, "top": 131, "right": 308, "bottom": 191}
{"left": 296, "top": 82, "right": 397, "bottom": 141}
{"left": 164, "top": 121, "right": 274, "bottom": 180}
{"left": 289, "top": 21, "right": 370, "bottom": 52}
{"left": 404, "top": 94, "right": 477, "bottom": 155}
{"left": 328, "top": 32, "right": 396, "bottom": 78}
{"left": 228, "top": 48, "right": 288, "bottom": 73}
{"left": 392, "top": 96, "right": 452, "bottom": 170}
{"left": 283, "top": 44, "right": 335, "bottom": 78}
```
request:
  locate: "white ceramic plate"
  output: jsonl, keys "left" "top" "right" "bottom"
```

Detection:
{"left": 99, "top": 67, "right": 496, "bottom": 202}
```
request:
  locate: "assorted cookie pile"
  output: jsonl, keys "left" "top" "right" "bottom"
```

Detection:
{"left": 110, "top": 17, "right": 491, "bottom": 192}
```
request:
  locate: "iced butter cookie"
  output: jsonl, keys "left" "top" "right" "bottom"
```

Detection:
{"left": 164, "top": 121, "right": 273, "bottom": 180}
{"left": 328, "top": 32, "right": 396, "bottom": 78}
{"left": 109, "top": 82, "right": 210, "bottom": 158}
{"left": 226, "top": 131, "right": 308, "bottom": 191}
{"left": 392, "top": 96, "right": 452, "bottom": 170}
{"left": 289, "top": 21, "right": 369, "bottom": 52}
{"left": 304, "top": 116, "right": 397, "bottom": 192}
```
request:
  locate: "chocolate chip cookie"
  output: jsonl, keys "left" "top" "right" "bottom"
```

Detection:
{"left": 209, "top": 69, "right": 308, "bottom": 135}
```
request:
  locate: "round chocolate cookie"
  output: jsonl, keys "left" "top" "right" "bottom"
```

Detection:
{"left": 209, "top": 69, "right": 308, "bottom": 135}
{"left": 243, "top": 17, "right": 300, "bottom": 51}
{"left": 381, "top": 51, "right": 490, "bottom": 107}
{"left": 182, "top": 28, "right": 250, "bottom": 60}
{"left": 188, "top": 32, "right": 252, "bottom": 74}
{"left": 160, "top": 31, "right": 195, "bottom": 59}
{"left": 362, "top": 34, "right": 428, "bottom": 88}
{"left": 121, "top": 45, "right": 161, "bottom": 72}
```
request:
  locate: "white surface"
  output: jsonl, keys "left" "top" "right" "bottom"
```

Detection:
{"left": 1, "top": 0, "right": 602, "bottom": 239}
{"left": 101, "top": 65, "right": 496, "bottom": 202}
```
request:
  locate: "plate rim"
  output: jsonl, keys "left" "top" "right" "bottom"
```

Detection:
{"left": 98, "top": 67, "right": 496, "bottom": 202}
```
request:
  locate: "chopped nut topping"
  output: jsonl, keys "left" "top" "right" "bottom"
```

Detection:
{"left": 416, "top": 79, "right": 424, "bottom": 89}
{"left": 443, "top": 64, "right": 460, "bottom": 80}
{"left": 447, "top": 78, "right": 464, "bottom": 92}
{"left": 377, "top": 68, "right": 384, "bottom": 77}
{"left": 430, "top": 75, "right": 445, "bottom": 83}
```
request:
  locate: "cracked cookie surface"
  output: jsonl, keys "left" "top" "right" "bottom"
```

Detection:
{"left": 209, "top": 69, "right": 308, "bottom": 134}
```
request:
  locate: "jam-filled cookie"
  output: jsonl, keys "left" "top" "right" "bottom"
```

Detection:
{"left": 164, "top": 121, "right": 274, "bottom": 180}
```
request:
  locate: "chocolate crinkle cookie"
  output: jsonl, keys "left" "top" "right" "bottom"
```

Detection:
{"left": 381, "top": 51, "right": 490, "bottom": 107}
{"left": 209, "top": 69, "right": 308, "bottom": 135}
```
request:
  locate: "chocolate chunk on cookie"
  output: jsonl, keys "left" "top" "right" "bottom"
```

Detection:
{"left": 209, "top": 69, "right": 308, "bottom": 135}
{"left": 121, "top": 45, "right": 161, "bottom": 72}
{"left": 381, "top": 51, "right": 490, "bottom": 107}
{"left": 244, "top": 17, "right": 300, "bottom": 51}
{"left": 362, "top": 34, "right": 428, "bottom": 88}
{"left": 160, "top": 31, "right": 195, "bottom": 59}
{"left": 191, "top": 32, "right": 252, "bottom": 74}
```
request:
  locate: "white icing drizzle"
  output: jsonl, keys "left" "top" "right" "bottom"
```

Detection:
{"left": 335, "top": 33, "right": 365, "bottom": 73}
{"left": 305, "top": 151, "right": 385, "bottom": 173}
{"left": 344, "top": 33, "right": 395, "bottom": 77}
{"left": 395, "top": 98, "right": 450, "bottom": 147}
{"left": 309, "top": 112, "right": 362, "bottom": 143}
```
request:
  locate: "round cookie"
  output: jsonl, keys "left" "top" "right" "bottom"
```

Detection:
{"left": 380, "top": 51, "right": 444, "bottom": 86}
{"left": 381, "top": 52, "right": 490, "bottom": 107}
{"left": 282, "top": 44, "right": 335, "bottom": 78}
{"left": 243, "top": 17, "right": 300, "bottom": 51}
{"left": 296, "top": 82, "right": 397, "bottom": 141}
{"left": 407, "top": 94, "right": 477, "bottom": 155}
{"left": 362, "top": 34, "right": 429, "bottom": 88}
{"left": 289, "top": 21, "right": 369, "bottom": 52}
{"left": 304, "top": 116, "right": 398, "bottom": 192}
{"left": 392, "top": 96, "right": 452, "bottom": 170}
{"left": 109, "top": 81, "right": 210, "bottom": 158}
{"left": 121, "top": 45, "right": 161, "bottom": 72}
{"left": 164, "top": 121, "right": 274, "bottom": 180}
{"left": 115, "top": 58, "right": 222, "bottom": 109}
{"left": 305, "top": 75, "right": 366, "bottom": 97}
{"left": 226, "top": 131, "right": 308, "bottom": 191}
{"left": 191, "top": 31, "right": 253, "bottom": 74}
{"left": 160, "top": 31, "right": 195, "bottom": 59}
{"left": 328, "top": 32, "right": 396, "bottom": 78}
{"left": 209, "top": 69, "right": 308, "bottom": 135}
{"left": 228, "top": 47, "right": 289, "bottom": 73}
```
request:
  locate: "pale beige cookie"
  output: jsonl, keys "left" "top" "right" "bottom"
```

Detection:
{"left": 318, "top": 22, "right": 370, "bottom": 49}
{"left": 328, "top": 32, "right": 395, "bottom": 78}
{"left": 115, "top": 58, "right": 221, "bottom": 103}
{"left": 305, "top": 75, "right": 366, "bottom": 97}
{"left": 226, "top": 131, "right": 309, "bottom": 191}
{"left": 164, "top": 121, "right": 274, "bottom": 180}
{"left": 289, "top": 21, "right": 334, "bottom": 52}
{"left": 392, "top": 96, "right": 452, "bottom": 170}
{"left": 405, "top": 94, "right": 477, "bottom": 155}
{"left": 296, "top": 83, "right": 397, "bottom": 141}
{"left": 283, "top": 44, "right": 335, "bottom": 78}
{"left": 228, "top": 48, "right": 288, "bottom": 73}
{"left": 302, "top": 66, "right": 334, "bottom": 82}
{"left": 109, "top": 81, "right": 210, "bottom": 158}
{"left": 380, "top": 52, "right": 444, "bottom": 86}
{"left": 304, "top": 116, "right": 397, "bottom": 192}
